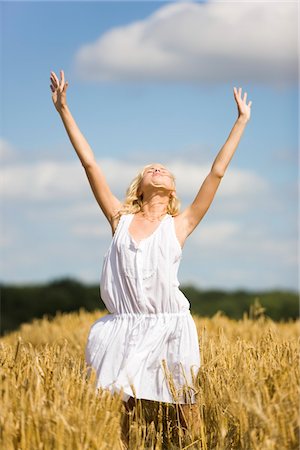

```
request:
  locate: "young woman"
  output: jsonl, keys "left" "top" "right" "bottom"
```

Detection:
{"left": 50, "top": 70, "right": 252, "bottom": 445}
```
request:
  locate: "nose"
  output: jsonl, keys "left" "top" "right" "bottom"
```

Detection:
{"left": 154, "top": 168, "right": 160, "bottom": 173}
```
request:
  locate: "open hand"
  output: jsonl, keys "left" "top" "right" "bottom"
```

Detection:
{"left": 50, "top": 70, "right": 69, "bottom": 113}
{"left": 233, "top": 87, "right": 252, "bottom": 123}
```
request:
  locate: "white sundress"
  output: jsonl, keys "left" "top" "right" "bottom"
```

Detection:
{"left": 85, "top": 213, "right": 201, "bottom": 404}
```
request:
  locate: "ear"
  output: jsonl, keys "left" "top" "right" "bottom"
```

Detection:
{"left": 169, "top": 190, "right": 176, "bottom": 198}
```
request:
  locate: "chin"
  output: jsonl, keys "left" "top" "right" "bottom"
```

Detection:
{"left": 151, "top": 181, "right": 165, "bottom": 188}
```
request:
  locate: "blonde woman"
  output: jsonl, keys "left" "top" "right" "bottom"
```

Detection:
{"left": 50, "top": 70, "right": 252, "bottom": 446}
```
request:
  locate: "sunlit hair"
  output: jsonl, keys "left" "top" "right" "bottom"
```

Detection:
{"left": 117, "top": 163, "right": 181, "bottom": 217}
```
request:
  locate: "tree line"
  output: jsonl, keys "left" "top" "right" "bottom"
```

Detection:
{"left": 1, "top": 277, "right": 298, "bottom": 337}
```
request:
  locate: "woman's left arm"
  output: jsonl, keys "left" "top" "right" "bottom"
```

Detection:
{"left": 178, "top": 87, "right": 252, "bottom": 240}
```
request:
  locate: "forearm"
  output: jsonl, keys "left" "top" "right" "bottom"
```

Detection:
{"left": 58, "top": 105, "right": 96, "bottom": 168}
{"left": 211, "top": 116, "right": 248, "bottom": 177}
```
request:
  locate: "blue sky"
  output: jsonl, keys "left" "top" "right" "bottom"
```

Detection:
{"left": 1, "top": 0, "right": 298, "bottom": 292}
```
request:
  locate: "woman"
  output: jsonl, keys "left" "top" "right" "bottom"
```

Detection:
{"left": 50, "top": 70, "right": 252, "bottom": 445}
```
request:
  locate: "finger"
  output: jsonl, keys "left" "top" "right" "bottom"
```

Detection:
{"left": 239, "top": 87, "right": 242, "bottom": 97}
{"left": 234, "top": 87, "right": 239, "bottom": 100}
{"left": 51, "top": 71, "right": 59, "bottom": 84}
{"left": 60, "top": 69, "right": 65, "bottom": 88}
{"left": 50, "top": 80, "right": 58, "bottom": 92}
{"left": 243, "top": 92, "right": 247, "bottom": 103}
{"left": 248, "top": 100, "right": 252, "bottom": 107}
{"left": 51, "top": 71, "right": 60, "bottom": 87}
{"left": 50, "top": 75, "right": 58, "bottom": 88}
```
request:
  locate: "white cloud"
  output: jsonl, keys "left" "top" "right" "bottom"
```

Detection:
{"left": 73, "top": 1, "right": 297, "bottom": 86}
{"left": 181, "top": 218, "right": 297, "bottom": 289}
{"left": 191, "top": 220, "right": 241, "bottom": 244}
{"left": 190, "top": 220, "right": 297, "bottom": 264}
{"left": 0, "top": 227, "right": 16, "bottom": 247}
{"left": 169, "top": 161, "right": 270, "bottom": 201}
{"left": 0, "top": 138, "right": 17, "bottom": 163}
{"left": 1, "top": 144, "right": 296, "bottom": 289}
{"left": 1, "top": 160, "right": 87, "bottom": 201}
{"left": 71, "top": 223, "right": 110, "bottom": 238}
{"left": 1, "top": 157, "right": 269, "bottom": 210}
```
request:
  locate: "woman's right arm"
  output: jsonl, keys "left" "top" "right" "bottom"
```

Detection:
{"left": 50, "top": 70, "right": 122, "bottom": 229}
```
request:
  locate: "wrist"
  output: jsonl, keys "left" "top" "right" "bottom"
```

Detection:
{"left": 237, "top": 115, "right": 249, "bottom": 125}
{"left": 58, "top": 104, "right": 69, "bottom": 115}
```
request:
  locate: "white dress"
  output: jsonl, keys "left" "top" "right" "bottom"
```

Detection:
{"left": 85, "top": 213, "right": 201, "bottom": 404}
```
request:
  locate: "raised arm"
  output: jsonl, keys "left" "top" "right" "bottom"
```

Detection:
{"left": 50, "top": 70, "right": 122, "bottom": 230}
{"left": 175, "top": 87, "right": 252, "bottom": 245}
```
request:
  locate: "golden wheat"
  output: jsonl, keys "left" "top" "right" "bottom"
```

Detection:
{"left": 0, "top": 306, "right": 299, "bottom": 449}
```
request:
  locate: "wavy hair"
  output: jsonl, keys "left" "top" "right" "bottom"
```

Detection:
{"left": 117, "top": 163, "right": 181, "bottom": 217}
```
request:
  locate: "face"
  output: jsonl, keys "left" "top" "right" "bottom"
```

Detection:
{"left": 138, "top": 163, "right": 175, "bottom": 196}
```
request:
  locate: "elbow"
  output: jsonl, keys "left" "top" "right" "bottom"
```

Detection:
{"left": 82, "top": 158, "right": 97, "bottom": 170}
{"left": 211, "top": 166, "right": 224, "bottom": 178}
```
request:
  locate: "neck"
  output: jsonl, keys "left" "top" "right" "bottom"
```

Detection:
{"left": 140, "top": 195, "right": 169, "bottom": 218}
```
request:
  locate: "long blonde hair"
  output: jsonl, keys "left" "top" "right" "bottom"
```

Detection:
{"left": 117, "top": 163, "right": 181, "bottom": 217}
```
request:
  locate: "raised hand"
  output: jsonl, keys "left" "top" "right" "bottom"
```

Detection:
{"left": 233, "top": 87, "right": 252, "bottom": 123}
{"left": 50, "top": 69, "right": 69, "bottom": 113}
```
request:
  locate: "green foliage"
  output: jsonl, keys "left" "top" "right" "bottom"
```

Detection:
{"left": 183, "top": 285, "right": 299, "bottom": 322}
{"left": 1, "top": 277, "right": 298, "bottom": 336}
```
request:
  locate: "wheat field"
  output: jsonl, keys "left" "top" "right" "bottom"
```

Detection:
{"left": 0, "top": 303, "right": 299, "bottom": 449}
